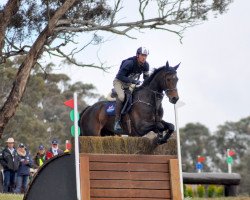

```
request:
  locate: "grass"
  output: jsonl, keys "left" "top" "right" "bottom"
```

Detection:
{"left": 0, "top": 193, "right": 249, "bottom": 200}
{"left": 192, "top": 198, "right": 250, "bottom": 200}
{"left": 0, "top": 193, "right": 23, "bottom": 200}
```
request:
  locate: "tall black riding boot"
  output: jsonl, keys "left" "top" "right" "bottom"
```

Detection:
{"left": 114, "top": 99, "right": 123, "bottom": 132}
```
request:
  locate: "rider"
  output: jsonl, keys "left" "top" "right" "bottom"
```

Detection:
{"left": 113, "top": 47, "right": 150, "bottom": 132}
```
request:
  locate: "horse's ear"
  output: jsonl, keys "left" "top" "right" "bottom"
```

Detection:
{"left": 174, "top": 62, "right": 181, "bottom": 70}
{"left": 166, "top": 61, "right": 169, "bottom": 68}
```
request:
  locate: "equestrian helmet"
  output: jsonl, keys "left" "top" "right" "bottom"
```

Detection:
{"left": 136, "top": 47, "right": 149, "bottom": 56}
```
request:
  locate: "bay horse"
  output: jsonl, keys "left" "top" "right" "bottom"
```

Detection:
{"left": 79, "top": 61, "right": 180, "bottom": 144}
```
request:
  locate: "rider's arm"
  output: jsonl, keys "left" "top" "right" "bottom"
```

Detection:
{"left": 0, "top": 150, "right": 8, "bottom": 168}
{"left": 143, "top": 62, "right": 150, "bottom": 79}
{"left": 116, "top": 60, "right": 135, "bottom": 83}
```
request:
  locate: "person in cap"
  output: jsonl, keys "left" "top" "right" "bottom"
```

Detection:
{"left": 113, "top": 47, "right": 150, "bottom": 131}
{"left": 14, "top": 143, "right": 33, "bottom": 193}
{"left": 0, "top": 137, "right": 19, "bottom": 193}
{"left": 33, "top": 144, "right": 46, "bottom": 169}
{"left": 46, "top": 139, "right": 64, "bottom": 160}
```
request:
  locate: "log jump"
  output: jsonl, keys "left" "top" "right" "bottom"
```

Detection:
{"left": 183, "top": 172, "right": 241, "bottom": 196}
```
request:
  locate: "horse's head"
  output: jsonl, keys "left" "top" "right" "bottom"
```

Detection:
{"left": 140, "top": 61, "right": 180, "bottom": 104}
{"left": 163, "top": 61, "right": 180, "bottom": 104}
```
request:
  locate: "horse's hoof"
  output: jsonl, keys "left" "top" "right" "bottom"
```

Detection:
{"left": 157, "top": 136, "right": 165, "bottom": 145}
{"left": 157, "top": 131, "right": 173, "bottom": 145}
{"left": 157, "top": 139, "right": 166, "bottom": 145}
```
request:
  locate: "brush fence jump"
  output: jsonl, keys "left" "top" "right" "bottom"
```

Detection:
{"left": 80, "top": 154, "right": 181, "bottom": 200}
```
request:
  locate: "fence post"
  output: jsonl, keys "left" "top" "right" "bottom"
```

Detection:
{"left": 225, "top": 185, "right": 238, "bottom": 197}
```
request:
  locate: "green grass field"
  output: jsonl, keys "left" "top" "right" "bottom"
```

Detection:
{"left": 0, "top": 193, "right": 23, "bottom": 200}
{"left": 193, "top": 198, "right": 250, "bottom": 200}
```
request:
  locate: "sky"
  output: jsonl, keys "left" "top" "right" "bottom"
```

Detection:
{"left": 55, "top": 0, "right": 250, "bottom": 133}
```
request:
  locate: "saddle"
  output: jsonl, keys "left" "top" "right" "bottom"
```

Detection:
{"left": 111, "top": 88, "right": 133, "bottom": 115}
{"left": 105, "top": 89, "right": 133, "bottom": 133}
{"left": 105, "top": 89, "right": 132, "bottom": 115}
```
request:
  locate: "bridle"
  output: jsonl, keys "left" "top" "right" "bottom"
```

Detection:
{"left": 163, "top": 73, "right": 178, "bottom": 95}
{"left": 131, "top": 86, "right": 163, "bottom": 107}
{"left": 131, "top": 71, "right": 178, "bottom": 107}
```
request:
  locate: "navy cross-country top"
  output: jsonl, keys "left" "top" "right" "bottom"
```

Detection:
{"left": 116, "top": 56, "right": 149, "bottom": 83}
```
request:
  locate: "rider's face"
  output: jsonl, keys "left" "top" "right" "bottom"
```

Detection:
{"left": 137, "top": 54, "right": 147, "bottom": 66}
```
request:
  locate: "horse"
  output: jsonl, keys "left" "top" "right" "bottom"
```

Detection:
{"left": 79, "top": 61, "right": 180, "bottom": 144}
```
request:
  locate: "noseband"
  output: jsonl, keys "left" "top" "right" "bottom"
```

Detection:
{"left": 165, "top": 87, "right": 178, "bottom": 94}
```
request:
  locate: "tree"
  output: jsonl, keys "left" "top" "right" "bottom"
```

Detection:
{"left": 208, "top": 117, "right": 250, "bottom": 194}
{"left": 236, "top": 151, "right": 250, "bottom": 195}
{"left": 0, "top": 58, "right": 98, "bottom": 153}
{"left": 209, "top": 117, "right": 250, "bottom": 171}
{"left": 180, "top": 122, "right": 212, "bottom": 172}
{"left": 0, "top": 0, "right": 234, "bottom": 136}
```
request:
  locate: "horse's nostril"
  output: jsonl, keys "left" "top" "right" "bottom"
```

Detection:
{"left": 172, "top": 97, "right": 179, "bottom": 104}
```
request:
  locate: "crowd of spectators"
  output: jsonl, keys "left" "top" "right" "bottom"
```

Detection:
{"left": 0, "top": 137, "right": 69, "bottom": 194}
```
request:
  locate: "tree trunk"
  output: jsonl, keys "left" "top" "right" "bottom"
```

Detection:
{"left": 0, "top": 0, "right": 77, "bottom": 137}
{"left": 0, "top": 0, "right": 21, "bottom": 59}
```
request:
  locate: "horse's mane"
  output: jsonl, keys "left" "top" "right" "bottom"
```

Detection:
{"left": 140, "top": 65, "right": 177, "bottom": 87}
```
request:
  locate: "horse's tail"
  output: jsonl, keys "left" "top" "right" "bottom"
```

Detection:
{"left": 78, "top": 106, "right": 90, "bottom": 127}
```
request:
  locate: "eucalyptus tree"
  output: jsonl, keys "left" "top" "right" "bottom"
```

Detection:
{"left": 209, "top": 116, "right": 250, "bottom": 171}
{"left": 180, "top": 122, "right": 211, "bottom": 172}
{"left": 0, "top": 58, "right": 98, "bottom": 153}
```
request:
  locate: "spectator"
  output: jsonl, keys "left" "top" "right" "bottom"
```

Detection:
{"left": 33, "top": 145, "right": 46, "bottom": 169}
{"left": 14, "top": 143, "right": 33, "bottom": 194}
{"left": 46, "top": 139, "right": 63, "bottom": 160}
{"left": 0, "top": 137, "right": 19, "bottom": 193}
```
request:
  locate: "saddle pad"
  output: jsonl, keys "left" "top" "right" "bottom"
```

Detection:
{"left": 105, "top": 102, "right": 116, "bottom": 116}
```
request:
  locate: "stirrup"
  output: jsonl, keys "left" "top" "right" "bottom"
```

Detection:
{"left": 114, "top": 121, "right": 122, "bottom": 132}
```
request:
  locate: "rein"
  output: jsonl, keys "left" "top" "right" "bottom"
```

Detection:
{"left": 131, "top": 86, "right": 163, "bottom": 107}
{"left": 131, "top": 71, "right": 178, "bottom": 107}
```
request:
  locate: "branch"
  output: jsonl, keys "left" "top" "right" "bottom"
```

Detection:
{"left": 57, "top": 48, "right": 109, "bottom": 71}
{"left": 0, "top": 0, "right": 77, "bottom": 137}
{"left": 0, "top": 0, "right": 22, "bottom": 60}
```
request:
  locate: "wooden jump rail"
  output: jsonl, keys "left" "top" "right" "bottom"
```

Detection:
{"left": 79, "top": 153, "right": 182, "bottom": 200}
{"left": 183, "top": 172, "right": 241, "bottom": 196}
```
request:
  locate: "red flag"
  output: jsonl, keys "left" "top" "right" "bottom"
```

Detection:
{"left": 197, "top": 156, "right": 205, "bottom": 163}
{"left": 64, "top": 99, "right": 74, "bottom": 109}
{"left": 229, "top": 150, "right": 236, "bottom": 156}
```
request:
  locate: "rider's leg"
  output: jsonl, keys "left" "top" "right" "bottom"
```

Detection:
{"left": 114, "top": 99, "right": 123, "bottom": 131}
{"left": 113, "top": 79, "right": 125, "bottom": 131}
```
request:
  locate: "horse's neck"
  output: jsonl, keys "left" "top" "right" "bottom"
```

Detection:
{"left": 133, "top": 72, "right": 164, "bottom": 104}
{"left": 134, "top": 83, "right": 164, "bottom": 106}
{"left": 146, "top": 73, "right": 164, "bottom": 93}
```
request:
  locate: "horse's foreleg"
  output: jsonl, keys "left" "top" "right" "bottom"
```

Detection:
{"left": 157, "top": 120, "right": 175, "bottom": 144}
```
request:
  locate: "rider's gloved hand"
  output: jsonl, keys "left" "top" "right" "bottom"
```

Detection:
{"left": 132, "top": 80, "right": 141, "bottom": 85}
